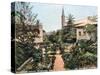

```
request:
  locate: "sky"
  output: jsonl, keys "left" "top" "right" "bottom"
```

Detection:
{"left": 31, "top": 3, "right": 97, "bottom": 32}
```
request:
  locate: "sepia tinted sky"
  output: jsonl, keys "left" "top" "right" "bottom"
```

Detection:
{"left": 32, "top": 3, "right": 97, "bottom": 32}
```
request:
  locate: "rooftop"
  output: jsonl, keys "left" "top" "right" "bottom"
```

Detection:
{"left": 74, "top": 17, "right": 97, "bottom": 27}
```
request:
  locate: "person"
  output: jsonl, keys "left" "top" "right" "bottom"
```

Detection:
{"left": 53, "top": 49, "right": 65, "bottom": 71}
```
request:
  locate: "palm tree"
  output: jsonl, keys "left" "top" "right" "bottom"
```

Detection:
{"left": 66, "top": 14, "right": 75, "bottom": 26}
{"left": 63, "top": 14, "right": 76, "bottom": 42}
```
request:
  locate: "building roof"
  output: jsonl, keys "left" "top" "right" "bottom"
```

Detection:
{"left": 74, "top": 18, "right": 97, "bottom": 27}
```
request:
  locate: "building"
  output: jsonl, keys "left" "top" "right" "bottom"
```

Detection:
{"left": 61, "top": 8, "right": 66, "bottom": 29}
{"left": 61, "top": 7, "right": 69, "bottom": 29}
{"left": 61, "top": 8, "right": 97, "bottom": 41}
{"left": 75, "top": 17, "right": 97, "bottom": 41}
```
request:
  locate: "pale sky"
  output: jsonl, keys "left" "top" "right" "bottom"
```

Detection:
{"left": 31, "top": 3, "right": 97, "bottom": 32}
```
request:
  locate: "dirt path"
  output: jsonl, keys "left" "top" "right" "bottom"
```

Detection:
{"left": 53, "top": 51, "right": 65, "bottom": 71}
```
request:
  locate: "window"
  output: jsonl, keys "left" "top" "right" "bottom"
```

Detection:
{"left": 79, "top": 31, "right": 81, "bottom": 36}
{"left": 83, "top": 31, "right": 86, "bottom": 35}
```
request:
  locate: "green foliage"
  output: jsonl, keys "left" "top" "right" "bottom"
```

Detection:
{"left": 48, "top": 31, "right": 60, "bottom": 43}
{"left": 62, "top": 14, "right": 76, "bottom": 43}
{"left": 67, "top": 14, "right": 75, "bottom": 25}
{"left": 32, "top": 48, "right": 42, "bottom": 63}
{"left": 15, "top": 43, "right": 25, "bottom": 68}
{"left": 15, "top": 42, "right": 34, "bottom": 68}
{"left": 62, "top": 40, "right": 97, "bottom": 69}
{"left": 85, "top": 24, "right": 96, "bottom": 32}
{"left": 15, "top": 2, "right": 37, "bottom": 25}
{"left": 11, "top": 2, "right": 41, "bottom": 70}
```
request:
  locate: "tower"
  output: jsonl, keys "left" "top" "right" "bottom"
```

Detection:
{"left": 59, "top": 7, "right": 65, "bottom": 44}
{"left": 61, "top": 7, "right": 65, "bottom": 29}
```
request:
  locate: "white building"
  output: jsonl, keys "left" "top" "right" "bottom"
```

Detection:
{"left": 74, "top": 17, "right": 97, "bottom": 41}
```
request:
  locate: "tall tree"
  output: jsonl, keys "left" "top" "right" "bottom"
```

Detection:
{"left": 62, "top": 14, "right": 76, "bottom": 43}
{"left": 11, "top": 2, "right": 39, "bottom": 69}
{"left": 67, "top": 14, "right": 75, "bottom": 26}
{"left": 15, "top": 2, "right": 38, "bottom": 25}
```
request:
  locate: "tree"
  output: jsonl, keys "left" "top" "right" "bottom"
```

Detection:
{"left": 67, "top": 14, "right": 75, "bottom": 26}
{"left": 77, "top": 40, "right": 97, "bottom": 68}
{"left": 85, "top": 15, "right": 97, "bottom": 41}
{"left": 66, "top": 14, "right": 76, "bottom": 37}
{"left": 11, "top": 2, "right": 39, "bottom": 69}
{"left": 14, "top": 2, "right": 38, "bottom": 25}
{"left": 12, "top": 2, "right": 38, "bottom": 44}
{"left": 62, "top": 14, "right": 76, "bottom": 43}
{"left": 62, "top": 39, "right": 97, "bottom": 69}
